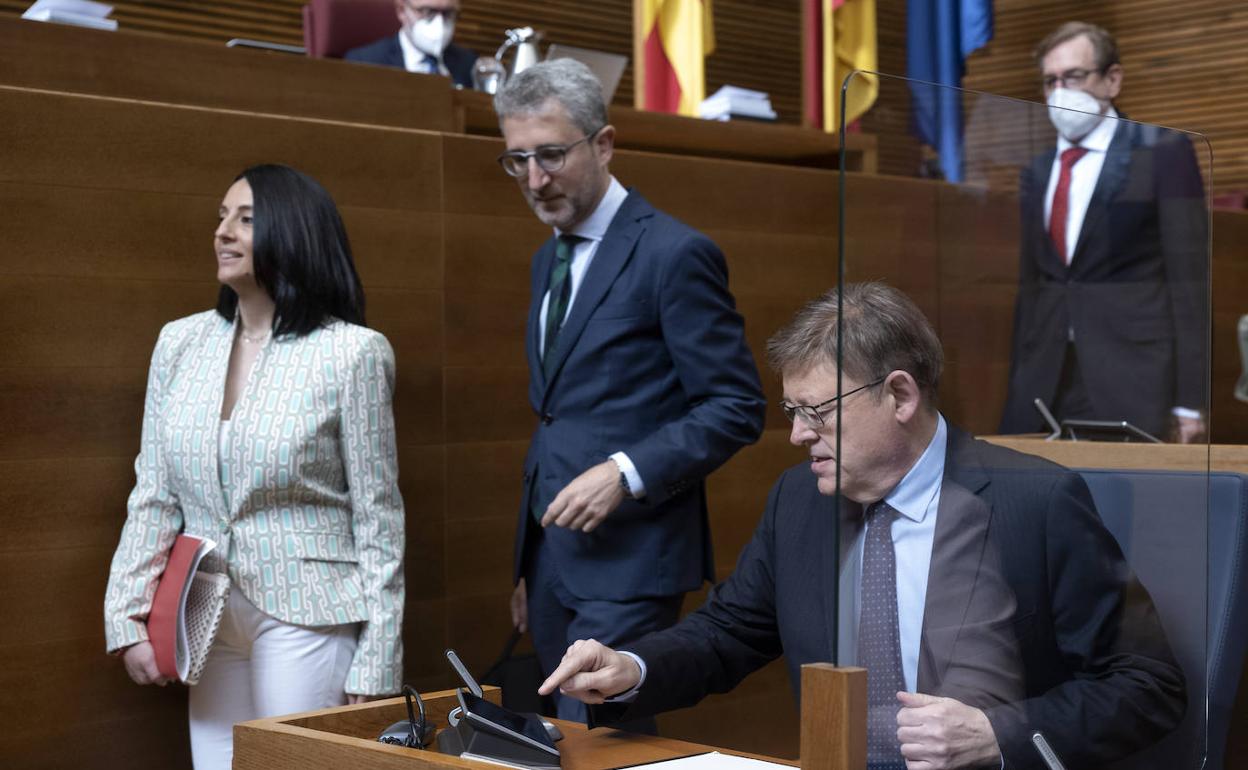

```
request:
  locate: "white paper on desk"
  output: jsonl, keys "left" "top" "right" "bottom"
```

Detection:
{"left": 707, "top": 85, "right": 771, "bottom": 103}
{"left": 23, "top": 0, "right": 117, "bottom": 30}
{"left": 24, "top": 0, "right": 113, "bottom": 18}
{"left": 623, "top": 751, "right": 793, "bottom": 770}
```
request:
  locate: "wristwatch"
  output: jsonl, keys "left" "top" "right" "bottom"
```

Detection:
{"left": 611, "top": 457, "right": 632, "bottom": 499}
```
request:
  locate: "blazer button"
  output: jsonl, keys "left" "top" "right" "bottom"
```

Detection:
{"left": 542, "top": 413, "right": 554, "bottom": 425}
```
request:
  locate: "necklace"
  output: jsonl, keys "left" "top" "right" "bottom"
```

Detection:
{"left": 239, "top": 328, "right": 270, "bottom": 344}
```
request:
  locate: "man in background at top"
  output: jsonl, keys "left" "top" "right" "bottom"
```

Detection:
{"left": 999, "top": 21, "right": 1208, "bottom": 443}
{"left": 345, "top": 0, "right": 477, "bottom": 89}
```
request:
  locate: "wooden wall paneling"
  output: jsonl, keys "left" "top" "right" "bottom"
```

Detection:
{"left": 9, "top": 0, "right": 1248, "bottom": 194}
{"left": 454, "top": 89, "right": 872, "bottom": 171}
{"left": 0, "top": 87, "right": 448, "bottom": 768}
{"left": 840, "top": 173, "right": 941, "bottom": 318}
{"left": 2, "top": 0, "right": 807, "bottom": 123}
{"left": 0, "top": 0, "right": 305, "bottom": 46}
{"left": 959, "top": 0, "right": 1248, "bottom": 196}
{"left": 0, "top": 17, "right": 456, "bottom": 132}
{"left": 0, "top": 88, "right": 443, "bottom": 210}
{"left": 0, "top": 638, "right": 192, "bottom": 769}
{"left": 1211, "top": 210, "right": 1248, "bottom": 443}
{"left": 933, "top": 183, "right": 1022, "bottom": 435}
{"left": 657, "top": 658, "right": 801, "bottom": 760}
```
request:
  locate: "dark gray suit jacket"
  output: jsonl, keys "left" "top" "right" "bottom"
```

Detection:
{"left": 515, "top": 190, "right": 766, "bottom": 602}
{"left": 595, "top": 427, "right": 1185, "bottom": 770}
{"left": 1000, "top": 120, "right": 1209, "bottom": 437}
{"left": 343, "top": 33, "right": 477, "bottom": 88}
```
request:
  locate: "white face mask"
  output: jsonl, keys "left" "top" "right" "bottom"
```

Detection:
{"left": 1047, "top": 88, "right": 1106, "bottom": 142}
{"left": 403, "top": 13, "right": 454, "bottom": 58}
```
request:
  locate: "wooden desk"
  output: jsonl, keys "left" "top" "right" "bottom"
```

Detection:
{"left": 234, "top": 688, "right": 800, "bottom": 770}
{"left": 0, "top": 15, "right": 455, "bottom": 131}
{"left": 981, "top": 437, "right": 1248, "bottom": 474}
{"left": 453, "top": 90, "right": 878, "bottom": 172}
{"left": 0, "top": 15, "right": 874, "bottom": 172}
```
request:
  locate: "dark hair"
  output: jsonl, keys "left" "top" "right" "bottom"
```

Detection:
{"left": 765, "top": 282, "right": 943, "bottom": 403}
{"left": 215, "top": 164, "right": 366, "bottom": 337}
{"left": 1034, "top": 21, "right": 1120, "bottom": 72}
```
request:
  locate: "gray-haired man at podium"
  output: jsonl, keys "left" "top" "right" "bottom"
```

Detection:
{"left": 540, "top": 283, "right": 1184, "bottom": 769}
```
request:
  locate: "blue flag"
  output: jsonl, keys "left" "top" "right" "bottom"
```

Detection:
{"left": 906, "top": 0, "right": 994, "bottom": 182}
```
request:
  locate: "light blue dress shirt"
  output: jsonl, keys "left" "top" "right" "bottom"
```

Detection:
{"left": 869, "top": 414, "right": 946, "bottom": 692}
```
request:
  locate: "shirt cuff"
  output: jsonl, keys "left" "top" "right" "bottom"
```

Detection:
{"left": 610, "top": 452, "right": 645, "bottom": 499}
{"left": 1172, "top": 406, "right": 1202, "bottom": 420}
{"left": 603, "top": 651, "right": 647, "bottom": 703}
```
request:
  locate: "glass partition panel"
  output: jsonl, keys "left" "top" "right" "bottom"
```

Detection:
{"left": 834, "top": 72, "right": 1212, "bottom": 770}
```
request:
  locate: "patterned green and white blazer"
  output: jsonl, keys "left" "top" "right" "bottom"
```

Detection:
{"left": 103, "top": 310, "right": 405, "bottom": 695}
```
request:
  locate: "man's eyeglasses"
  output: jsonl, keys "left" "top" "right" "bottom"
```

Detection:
{"left": 1042, "top": 67, "right": 1105, "bottom": 91}
{"left": 780, "top": 376, "right": 887, "bottom": 427}
{"left": 497, "top": 127, "right": 603, "bottom": 179}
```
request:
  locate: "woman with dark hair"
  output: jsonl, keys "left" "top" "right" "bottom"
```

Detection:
{"left": 103, "top": 164, "right": 404, "bottom": 769}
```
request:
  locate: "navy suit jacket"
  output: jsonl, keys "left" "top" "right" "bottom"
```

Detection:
{"left": 343, "top": 34, "right": 477, "bottom": 89}
{"left": 1000, "top": 119, "right": 1208, "bottom": 437}
{"left": 515, "top": 190, "right": 766, "bottom": 601}
{"left": 599, "top": 428, "right": 1184, "bottom": 770}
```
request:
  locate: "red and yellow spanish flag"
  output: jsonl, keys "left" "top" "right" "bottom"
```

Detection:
{"left": 803, "top": 0, "right": 878, "bottom": 132}
{"left": 634, "top": 0, "right": 715, "bottom": 116}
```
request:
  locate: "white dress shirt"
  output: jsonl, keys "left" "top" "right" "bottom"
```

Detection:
{"left": 535, "top": 177, "right": 646, "bottom": 496}
{"left": 1043, "top": 106, "right": 1118, "bottom": 264}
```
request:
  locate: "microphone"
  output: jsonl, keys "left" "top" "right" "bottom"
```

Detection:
{"left": 446, "top": 648, "right": 484, "bottom": 697}
{"left": 377, "top": 685, "right": 436, "bottom": 749}
{"left": 1236, "top": 314, "right": 1248, "bottom": 403}
{"left": 1031, "top": 732, "right": 1067, "bottom": 770}
{"left": 1032, "top": 398, "right": 1062, "bottom": 441}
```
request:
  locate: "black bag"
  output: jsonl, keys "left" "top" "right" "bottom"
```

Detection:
{"left": 479, "top": 628, "right": 553, "bottom": 715}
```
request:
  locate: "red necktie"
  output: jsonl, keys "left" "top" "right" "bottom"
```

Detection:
{"left": 1049, "top": 146, "right": 1088, "bottom": 264}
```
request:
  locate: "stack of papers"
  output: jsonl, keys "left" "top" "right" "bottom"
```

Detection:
{"left": 627, "top": 751, "right": 795, "bottom": 770}
{"left": 22, "top": 0, "right": 117, "bottom": 31}
{"left": 699, "top": 86, "right": 777, "bottom": 122}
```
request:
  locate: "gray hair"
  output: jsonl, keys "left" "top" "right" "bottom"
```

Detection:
{"left": 766, "top": 282, "right": 943, "bottom": 402}
{"left": 493, "top": 58, "right": 608, "bottom": 136}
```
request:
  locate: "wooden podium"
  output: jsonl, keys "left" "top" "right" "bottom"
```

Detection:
{"left": 234, "top": 667, "right": 866, "bottom": 770}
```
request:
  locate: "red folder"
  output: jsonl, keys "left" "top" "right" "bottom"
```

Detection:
{"left": 148, "top": 534, "right": 215, "bottom": 681}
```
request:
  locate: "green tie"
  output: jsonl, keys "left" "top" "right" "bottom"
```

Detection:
{"left": 542, "top": 235, "right": 579, "bottom": 378}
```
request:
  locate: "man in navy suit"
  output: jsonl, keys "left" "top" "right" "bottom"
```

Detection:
{"left": 343, "top": 0, "right": 476, "bottom": 88}
{"left": 539, "top": 283, "right": 1183, "bottom": 769}
{"left": 493, "top": 58, "right": 766, "bottom": 724}
{"left": 999, "top": 22, "right": 1208, "bottom": 442}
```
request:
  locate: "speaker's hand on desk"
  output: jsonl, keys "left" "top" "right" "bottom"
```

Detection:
{"left": 538, "top": 639, "right": 641, "bottom": 704}
{"left": 540, "top": 461, "right": 625, "bottom": 533}
{"left": 121, "top": 641, "right": 171, "bottom": 686}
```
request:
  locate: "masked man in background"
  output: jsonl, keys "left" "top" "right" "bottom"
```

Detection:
{"left": 345, "top": 0, "right": 477, "bottom": 89}
{"left": 998, "top": 21, "right": 1209, "bottom": 443}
